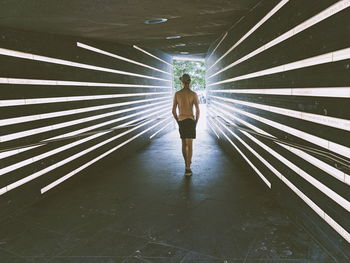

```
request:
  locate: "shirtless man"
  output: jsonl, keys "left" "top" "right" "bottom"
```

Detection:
{"left": 172, "top": 73, "right": 200, "bottom": 176}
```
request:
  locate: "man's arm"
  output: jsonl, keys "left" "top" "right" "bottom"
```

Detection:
{"left": 172, "top": 93, "right": 178, "bottom": 122}
{"left": 194, "top": 93, "right": 200, "bottom": 122}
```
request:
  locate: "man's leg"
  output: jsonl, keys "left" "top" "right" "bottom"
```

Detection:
{"left": 181, "top": 139, "right": 187, "bottom": 166}
{"left": 185, "top": 138, "right": 193, "bottom": 168}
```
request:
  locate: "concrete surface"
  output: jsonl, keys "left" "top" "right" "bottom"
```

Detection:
{"left": 0, "top": 0, "right": 276, "bottom": 57}
{"left": 0, "top": 105, "right": 334, "bottom": 262}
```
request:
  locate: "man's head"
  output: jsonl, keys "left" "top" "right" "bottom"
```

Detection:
{"left": 180, "top": 73, "right": 191, "bottom": 87}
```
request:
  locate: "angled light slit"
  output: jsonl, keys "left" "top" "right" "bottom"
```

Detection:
{"left": 209, "top": 94, "right": 350, "bottom": 131}
{"left": 206, "top": 32, "right": 228, "bottom": 60}
{"left": 40, "top": 111, "right": 171, "bottom": 194}
{"left": 240, "top": 128, "right": 350, "bottom": 212}
{"left": 207, "top": 0, "right": 289, "bottom": 71}
{"left": 0, "top": 145, "right": 41, "bottom": 159}
{"left": 210, "top": 103, "right": 269, "bottom": 135}
{"left": 209, "top": 87, "right": 350, "bottom": 98}
{"left": 0, "top": 92, "right": 172, "bottom": 107}
{"left": 280, "top": 144, "right": 349, "bottom": 185}
{"left": 43, "top": 102, "right": 171, "bottom": 141}
{"left": 0, "top": 77, "right": 172, "bottom": 89}
{"left": 210, "top": 101, "right": 349, "bottom": 184}
{"left": 0, "top": 101, "right": 171, "bottom": 143}
{"left": 133, "top": 45, "right": 173, "bottom": 67}
{"left": 0, "top": 96, "right": 170, "bottom": 126}
{"left": 208, "top": 0, "right": 350, "bottom": 78}
{"left": 208, "top": 47, "right": 350, "bottom": 86}
{"left": 209, "top": 114, "right": 271, "bottom": 188}
{"left": 0, "top": 48, "right": 170, "bottom": 82}
{"left": 207, "top": 119, "right": 220, "bottom": 139}
{"left": 149, "top": 119, "right": 173, "bottom": 139}
{"left": 207, "top": 110, "right": 222, "bottom": 138}
{"left": 0, "top": 108, "right": 170, "bottom": 195}
{"left": 0, "top": 105, "right": 170, "bottom": 177}
{"left": 210, "top": 110, "right": 349, "bottom": 242}
{"left": 210, "top": 97, "right": 350, "bottom": 158}
{"left": 77, "top": 42, "right": 171, "bottom": 75}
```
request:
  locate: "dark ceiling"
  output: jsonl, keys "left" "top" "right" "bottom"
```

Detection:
{"left": 0, "top": 0, "right": 261, "bottom": 57}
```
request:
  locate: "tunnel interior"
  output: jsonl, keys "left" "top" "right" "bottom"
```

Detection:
{"left": 0, "top": 0, "right": 349, "bottom": 262}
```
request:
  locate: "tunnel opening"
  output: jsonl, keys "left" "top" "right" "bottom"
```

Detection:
{"left": 172, "top": 57, "right": 207, "bottom": 131}
{"left": 172, "top": 58, "right": 206, "bottom": 93}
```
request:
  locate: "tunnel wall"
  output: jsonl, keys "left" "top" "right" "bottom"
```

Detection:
{"left": 0, "top": 27, "right": 173, "bottom": 215}
{"left": 206, "top": 0, "right": 350, "bottom": 260}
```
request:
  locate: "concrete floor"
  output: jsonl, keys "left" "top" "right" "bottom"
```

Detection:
{"left": 0, "top": 106, "right": 334, "bottom": 263}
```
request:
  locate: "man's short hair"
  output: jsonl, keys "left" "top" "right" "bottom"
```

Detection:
{"left": 179, "top": 73, "right": 191, "bottom": 84}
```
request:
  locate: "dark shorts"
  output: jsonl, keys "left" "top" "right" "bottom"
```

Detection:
{"left": 177, "top": 118, "right": 196, "bottom": 139}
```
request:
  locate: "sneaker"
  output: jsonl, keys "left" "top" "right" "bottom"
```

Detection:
{"left": 185, "top": 168, "right": 192, "bottom": 176}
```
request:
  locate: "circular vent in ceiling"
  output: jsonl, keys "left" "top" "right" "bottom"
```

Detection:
{"left": 144, "top": 18, "right": 168, "bottom": 24}
{"left": 166, "top": 35, "right": 182, "bottom": 39}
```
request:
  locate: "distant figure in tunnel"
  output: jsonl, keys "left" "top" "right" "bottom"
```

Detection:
{"left": 172, "top": 73, "right": 200, "bottom": 176}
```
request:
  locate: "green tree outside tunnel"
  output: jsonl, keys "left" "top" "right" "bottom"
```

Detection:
{"left": 173, "top": 60, "right": 206, "bottom": 92}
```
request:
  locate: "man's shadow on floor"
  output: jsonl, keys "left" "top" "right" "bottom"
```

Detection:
{"left": 178, "top": 174, "right": 194, "bottom": 204}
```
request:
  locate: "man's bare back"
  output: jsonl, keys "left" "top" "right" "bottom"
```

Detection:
{"left": 174, "top": 88, "right": 199, "bottom": 121}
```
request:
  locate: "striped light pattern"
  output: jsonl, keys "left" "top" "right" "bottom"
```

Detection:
{"left": 0, "top": 77, "right": 172, "bottom": 89}
{"left": 0, "top": 92, "right": 171, "bottom": 107}
{"left": 207, "top": 119, "right": 220, "bottom": 139}
{"left": 210, "top": 95, "right": 350, "bottom": 131}
{"left": 0, "top": 105, "right": 171, "bottom": 179}
{"left": 210, "top": 102, "right": 350, "bottom": 185}
{"left": 0, "top": 47, "right": 171, "bottom": 82}
{"left": 0, "top": 146, "right": 41, "bottom": 159}
{"left": 0, "top": 100, "right": 171, "bottom": 142}
{"left": 208, "top": 47, "right": 350, "bottom": 86}
{"left": 0, "top": 97, "right": 170, "bottom": 126}
{"left": 41, "top": 112, "right": 172, "bottom": 194}
{"left": 206, "top": 32, "right": 228, "bottom": 60}
{"left": 0, "top": 108, "right": 171, "bottom": 195}
{"left": 208, "top": 0, "right": 350, "bottom": 78}
{"left": 208, "top": 112, "right": 271, "bottom": 188}
{"left": 133, "top": 45, "right": 173, "bottom": 67}
{"left": 0, "top": 35, "right": 173, "bottom": 196}
{"left": 212, "top": 108, "right": 350, "bottom": 213}
{"left": 209, "top": 113, "right": 350, "bottom": 243}
{"left": 209, "top": 87, "right": 350, "bottom": 98}
{"left": 211, "top": 98, "right": 350, "bottom": 158}
{"left": 77, "top": 42, "right": 171, "bottom": 75}
{"left": 206, "top": 0, "right": 350, "bottom": 245}
{"left": 149, "top": 120, "right": 174, "bottom": 139}
{"left": 44, "top": 102, "right": 171, "bottom": 141}
{"left": 207, "top": 0, "right": 290, "bottom": 71}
